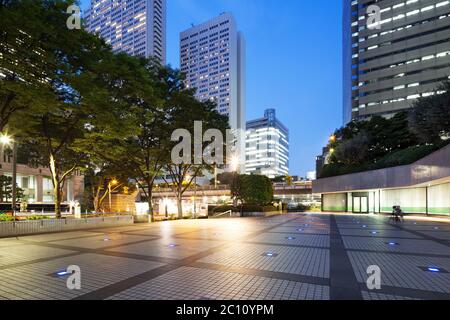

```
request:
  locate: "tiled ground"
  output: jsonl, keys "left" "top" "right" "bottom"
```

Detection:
{"left": 0, "top": 213, "right": 449, "bottom": 300}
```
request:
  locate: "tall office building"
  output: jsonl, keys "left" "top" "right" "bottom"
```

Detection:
{"left": 180, "top": 13, "right": 246, "bottom": 172}
{"left": 245, "top": 109, "right": 289, "bottom": 178}
{"left": 343, "top": 0, "right": 450, "bottom": 124}
{"left": 84, "top": 0, "right": 166, "bottom": 64}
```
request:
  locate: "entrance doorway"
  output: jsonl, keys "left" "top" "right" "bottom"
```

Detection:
{"left": 353, "top": 193, "right": 369, "bottom": 213}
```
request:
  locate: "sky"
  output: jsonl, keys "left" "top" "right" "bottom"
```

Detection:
{"left": 80, "top": 0, "right": 343, "bottom": 177}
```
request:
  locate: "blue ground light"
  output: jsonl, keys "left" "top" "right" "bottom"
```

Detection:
{"left": 55, "top": 270, "right": 70, "bottom": 277}
{"left": 427, "top": 267, "right": 441, "bottom": 273}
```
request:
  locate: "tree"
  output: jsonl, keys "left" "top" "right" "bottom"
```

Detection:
{"left": 328, "top": 112, "right": 419, "bottom": 166}
{"left": 5, "top": 0, "right": 116, "bottom": 217}
{"left": 231, "top": 174, "right": 273, "bottom": 206}
{"left": 211, "top": 172, "right": 235, "bottom": 185}
{"left": 83, "top": 163, "right": 133, "bottom": 213}
{"left": 0, "top": 175, "right": 23, "bottom": 203}
{"left": 333, "top": 132, "right": 370, "bottom": 165}
{"left": 164, "top": 92, "right": 229, "bottom": 219}
{"left": 84, "top": 58, "right": 187, "bottom": 221}
{"left": 0, "top": 0, "right": 71, "bottom": 131}
{"left": 409, "top": 81, "right": 450, "bottom": 144}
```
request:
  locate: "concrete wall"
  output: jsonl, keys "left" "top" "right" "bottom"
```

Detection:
{"left": 313, "top": 144, "right": 450, "bottom": 194}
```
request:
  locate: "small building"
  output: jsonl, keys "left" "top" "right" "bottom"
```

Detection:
{"left": 0, "top": 150, "right": 84, "bottom": 207}
{"left": 245, "top": 109, "right": 289, "bottom": 178}
{"left": 313, "top": 144, "right": 450, "bottom": 215}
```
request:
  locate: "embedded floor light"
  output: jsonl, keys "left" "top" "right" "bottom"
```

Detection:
{"left": 286, "top": 236, "right": 296, "bottom": 240}
{"left": 55, "top": 269, "right": 70, "bottom": 277}
{"left": 419, "top": 266, "right": 448, "bottom": 273}
{"left": 371, "top": 231, "right": 379, "bottom": 235}
{"left": 387, "top": 242, "right": 399, "bottom": 246}
{"left": 262, "top": 252, "right": 278, "bottom": 257}
{"left": 168, "top": 244, "right": 178, "bottom": 248}
{"left": 297, "top": 228, "right": 304, "bottom": 232}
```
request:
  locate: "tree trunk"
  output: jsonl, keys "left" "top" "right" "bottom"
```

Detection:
{"left": 147, "top": 188, "right": 154, "bottom": 223}
{"left": 49, "top": 154, "right": 62, "bottom": 219}
{"left": 54, "top": 182, "right": 62, "bottom": 219}
{"left": 177, "top": 195, "right": 183, "bottom": 219}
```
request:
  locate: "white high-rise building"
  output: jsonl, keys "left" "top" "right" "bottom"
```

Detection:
{"left": 180, "top": 13, "right": 246, "bottom": 172}
{"left": 84, "top": 0, "right": 166, "bottom": 64}
{"left": 245, "top": 109, "right": 289, "bottom": 178}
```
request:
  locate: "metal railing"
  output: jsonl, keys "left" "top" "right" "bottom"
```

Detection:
{"left": 0, "top": 215, "right": 134, "bottom": 237}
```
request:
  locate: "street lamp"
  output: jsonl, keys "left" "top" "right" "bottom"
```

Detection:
{"left": 230, "top": 155, "right": 240, "bottom": 172}
{"left": 0, "top": 134, "right": 17, "bottom": 219}
{"left": 108, "top": 179, "right": 118, "bottom": 213}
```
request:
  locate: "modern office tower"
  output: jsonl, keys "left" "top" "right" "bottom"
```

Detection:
{"left": 343, "top": 0, "right": 450, "bottom": 124}
{"left": 84, "top": 0, "right": 166, "bottom": 64}
{"left": 245, "top": 109, "right": 289, "bottom": 178}
{"left": 180, "top": 13, "right": 246, "bottom": 172}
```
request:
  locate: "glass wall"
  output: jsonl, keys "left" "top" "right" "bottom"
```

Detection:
{"left": 428, "top": 183, "right": 450, "bottom": 215}
{"left": 380, "top": 188, "right": 427, "bottom": 214}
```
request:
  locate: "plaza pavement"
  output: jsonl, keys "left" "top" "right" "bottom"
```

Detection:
{"left": 0, "top": 213, "right": 449, "bottom": 300}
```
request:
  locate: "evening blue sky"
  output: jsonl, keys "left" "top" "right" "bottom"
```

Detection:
{"left": 80, "top": 0, "right": 343, "bottom": 176}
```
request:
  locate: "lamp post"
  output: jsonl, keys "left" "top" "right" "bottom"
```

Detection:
{"left": 108, "top": 179, "right": 118, "bottom": 213}
{"left": 0, "top": 134, "right": 17, "bottom": 219}
{"left": 230, "top": 155, "right": 240, "bottom": 208}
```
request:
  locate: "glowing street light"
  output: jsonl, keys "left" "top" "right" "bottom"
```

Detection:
{"left": 0, "top": 134, "right": 12, "bottom": 145}
{"left": 108, "top": 178, "right": 119, "bottom": 213}
{"left": 230, "top": 155, "right": 240, "bottom": 172}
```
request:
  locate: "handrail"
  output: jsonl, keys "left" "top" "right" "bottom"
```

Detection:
{"left": 212, "top": 210, "right": 232, "bottom": 218}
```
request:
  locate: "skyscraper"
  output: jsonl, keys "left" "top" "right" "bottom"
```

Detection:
{"left": 180, "top": 13, "right": 246, "bottom": 171}
{"left": 343, "top": 0, "right": 450, "bottom": 124}
{"left": 245, "top": 109, "right": 289, "bottom": 178}
{"left": 84, "top": 0, "right": 166, "bottom": 64}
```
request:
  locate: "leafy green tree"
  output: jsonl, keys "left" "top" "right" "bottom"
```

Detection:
{"left": 409, "top": 81, "right": 450, "bottom": 144}
{"left": 0, "top": 0, "right": 73, "bottom": 131}
{"left": 231, "top": 174, "right": 273, "bottom": 206}
{"left": 0, "top": 175, "right": 23, "bottom": 203}
{"left": 333, "top": 132, "right": 370, "bottom": 165}
{"left": 164, "top": 92, "right": 229, "bottom": 219}
{"left": 211, "top": 172, "right": 235, "bottom": 185}
{"left": 3, "top": 0, "right": 116, "bottom": 217}
{"left": 328, "top": 112, "right": 419, "bottom": 166}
